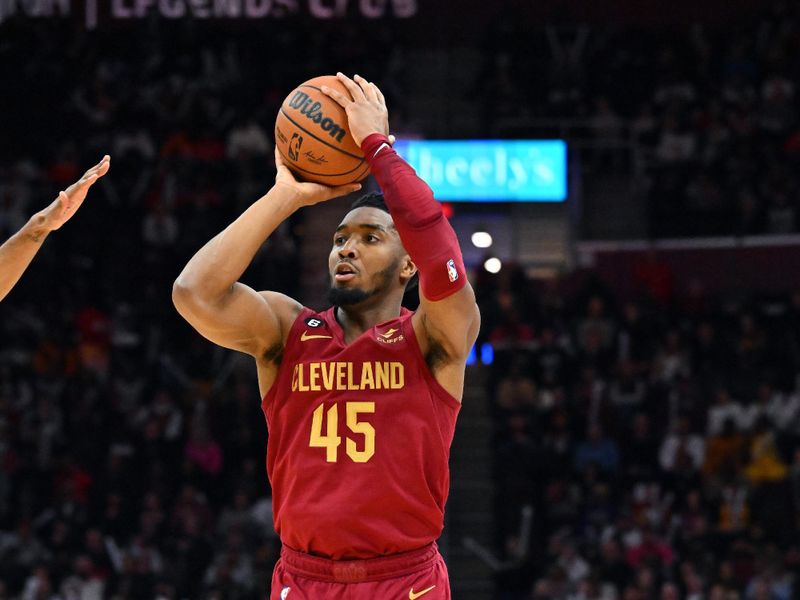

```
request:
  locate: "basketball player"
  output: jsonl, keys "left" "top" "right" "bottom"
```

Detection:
{"left": 0, "top": 155, "right": 111, "bottom": 301}
{"left": 173, "top": 73, "right": 479, "bottom": 599}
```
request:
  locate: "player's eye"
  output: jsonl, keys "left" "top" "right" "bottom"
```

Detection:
{"left": 334, "top": 236, "right": 346, "bottom": 245}
{"left": 366, "top": 234, "right": 379, "bottom": 242}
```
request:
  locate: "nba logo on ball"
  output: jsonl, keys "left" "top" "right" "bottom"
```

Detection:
{"left": 288, "top": 133, "right": 303, "bottom": 161}
{"left": 280, "top": 587, "right": 291, "bottom": 599}
{"left": 447, "top": 259, "right": 458, "bottom": 282}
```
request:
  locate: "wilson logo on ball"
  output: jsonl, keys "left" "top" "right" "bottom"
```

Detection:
{"left": 288, "top": 91, "right": 347, "bottom": 142}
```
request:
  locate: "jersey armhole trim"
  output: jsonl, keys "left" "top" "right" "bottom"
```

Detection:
{"left": 402, "top": 315, "right": 462, "bottom": 411}
{"left": 262, "top": 306, "right": 316, "bottom": 415}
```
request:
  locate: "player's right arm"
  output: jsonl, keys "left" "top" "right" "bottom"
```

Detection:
{"left": 172, "top": 150, "right": 362, "bottom": 360}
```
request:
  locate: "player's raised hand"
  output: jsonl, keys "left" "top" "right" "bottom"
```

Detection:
{"left": 37, "top": 155, "right": 111, "bottom": 232}
{"left": 274, "top": 148, "right": 361, "bottom": 206}
{"left": 321, "top": 74, "right": 394, "bottom": 147}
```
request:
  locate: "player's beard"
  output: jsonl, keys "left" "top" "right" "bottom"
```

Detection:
{"left": 327, "top": 258, "right": 400, "bottom": 307}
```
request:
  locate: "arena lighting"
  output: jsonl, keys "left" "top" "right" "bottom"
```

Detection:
{"left": 471, "top": 231, "right": 493, "bottom": 248}
{"left": 484, "top": 257, "right": 502, "bottom": 273}
{"left": 480, "top": 343, "right": 494, "bottom": 365}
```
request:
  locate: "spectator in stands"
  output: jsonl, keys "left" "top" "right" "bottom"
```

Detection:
{"left": 708, "top": 388, "right": 746, "bottom": 435}
{"left": 652, "top": 330, "right": 691, "bottom": 384}
{"left": 575, "top": 423, "right": 620, "bottom": 475}
{"left": 703, "top": 418, "right": 747, "bottom": 491}
{"left": 743, "top": 417, "right": 788, "bottom": 485}
{"left": 496, "top": 355, "right": 537, "bottom": 413}
{"left": 659, "top": 414, "right": 705, "bottom": 481}
{"left": 625, "top": 524, "right": 675, "bottom": 570}
{"left": 609, "top": 360, "right": 647, "bottom": 425}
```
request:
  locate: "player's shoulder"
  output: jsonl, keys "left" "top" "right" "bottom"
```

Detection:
{"left": 256, "top": 291, "right": 305, "bottom": 330}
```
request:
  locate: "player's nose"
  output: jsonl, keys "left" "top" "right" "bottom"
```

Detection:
{"left": 337, "top": 239, "right": 358, "bottom": 258}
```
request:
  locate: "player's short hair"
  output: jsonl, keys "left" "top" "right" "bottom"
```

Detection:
{"left": 346, "top": 193, "right": 418, "bottom": 292}
{"left": 349, "top": 192, "right": 390, "bottom": 214}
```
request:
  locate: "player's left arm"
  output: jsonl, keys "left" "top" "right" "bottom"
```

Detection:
{"left": 323, "top": 74, "right": 480, "bottom": 398}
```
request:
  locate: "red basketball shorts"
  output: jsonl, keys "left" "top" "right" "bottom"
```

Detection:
{"left": 270, "top": 543, "right": 451, "bottom": 600}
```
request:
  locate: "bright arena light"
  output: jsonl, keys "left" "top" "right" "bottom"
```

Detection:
{"left": 471, "top": 231, "right": 493, "bottom": 248}
{"left": 484, "top": 257, "right": 502, "bottom": 273}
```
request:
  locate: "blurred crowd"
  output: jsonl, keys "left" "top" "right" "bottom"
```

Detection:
{"left": 477, "top": 262, "right": 800, "bottom": 600}
{"left": 480, "top": 1, "right": 800, "bottom": 237}
{"left": 1, "top": 2, "right": 800, "bottom": 600}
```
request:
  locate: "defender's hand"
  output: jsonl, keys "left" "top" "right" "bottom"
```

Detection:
{"left": 321, "top": 74, "right": 392, "bottom": 147}
{"left": 274, "top": 148, "right": 361, "bottom": 207}
{"left": 35, "top": 155, "right": 111, "bottom": 232}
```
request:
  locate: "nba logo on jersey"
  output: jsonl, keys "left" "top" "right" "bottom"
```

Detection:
{"left": 280, "top": 587, "right": 291, "bottom": 599}
{"left": 446, "top": 259, "right": 458, "bottom": 282}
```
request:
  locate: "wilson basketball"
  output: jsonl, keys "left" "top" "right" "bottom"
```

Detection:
{"left": 275, "top": 75, "right": 368, "bottom": 187}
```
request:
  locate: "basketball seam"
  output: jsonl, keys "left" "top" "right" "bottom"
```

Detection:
{"left": 278, "top": 107, "right": 363, "bottom": 160}
{"left": 276, "top": 147, "right": 367, "bottom": 178}
{"left": 353, "top": 161, "right": 371, "bottom": 181}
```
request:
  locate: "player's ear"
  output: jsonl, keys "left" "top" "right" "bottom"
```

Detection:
{"left": 400, "top": 254, "right": 417, "bottom": 284}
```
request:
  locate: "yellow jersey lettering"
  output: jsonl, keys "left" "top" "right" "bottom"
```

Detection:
{"left": 309, "top": 362, "right": 321, "bottom": 391}
{"left": 375, "top": 362, "right": 390, "bottom": 389}
{"left": 360, "top": 362, "right": 375, "bottom": 390}
{"left": 336, "top": 361, "right": 346, "bottom": 390}
{"left": 293, "top": 361, "right": 405, "bottom": 392}
{"left": 321, "top": 361, "right": 335, "bottom": 390}
{"left": 297, "top": 363, "right": 309, "bottom": 392}
{"left": 347, "top": 362, "right": 359, "bottom": 390}
{"left": 391, "top": 362, "right": 404, "bottom": 389}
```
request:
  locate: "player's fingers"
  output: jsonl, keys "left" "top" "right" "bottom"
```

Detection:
{"left": 336, "top": 72, "right": 367, "bottom": 102}
{"left": 86, "top": 164, "right": 109, "bottom": 182}
{"left": 274, "top": 149, "right": 300, "bottom": 183}
{"left": 94, "top": 156, "right": 111, "bottom": 176}
{"left": 274, "top": 147, "right": 291, "bottom": 172}
{"left": 371, "top": 82, "right": 386, "bottom": 107}
{"left": 354, "top": 74, "right": 377, "bottom": 102}
{"left": 80, "top": 173, "right": 99, "bottom": 187}
{"left": 388, "top": 134, "right": 396, "bottom": 145}
{"left": 330, "top": 182, "right": 362, "bottom": 198}
{"left": 320, "top": 84, "right": 353, "bottom": 109}
{"left": 84, "top": 155, "right": 110, "bottom": 177}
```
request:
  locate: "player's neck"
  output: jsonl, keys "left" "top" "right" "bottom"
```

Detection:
{"left": 335, "top": 299, "right": 402, "bottom": 343}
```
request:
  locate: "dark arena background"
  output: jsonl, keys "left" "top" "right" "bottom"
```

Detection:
{"left": 2, "top": 0, "right": 800, "bottom": 598}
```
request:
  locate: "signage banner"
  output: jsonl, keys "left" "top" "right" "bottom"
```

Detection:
{"left": 0, "top": 0, "right": 418, "bottom": 29}
{"left": 394, "top": 139, "right": 567, "bottom": 202}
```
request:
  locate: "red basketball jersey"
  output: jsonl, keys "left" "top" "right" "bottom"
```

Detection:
{"left": 261, "top": 306, "right": 460, "bottom": 560}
